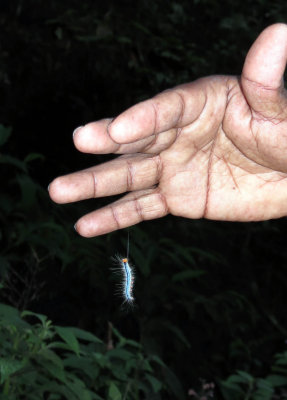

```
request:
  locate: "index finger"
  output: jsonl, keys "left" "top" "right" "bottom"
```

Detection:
{"left": 108, "top": 81, "right": 208, "bottom": 144}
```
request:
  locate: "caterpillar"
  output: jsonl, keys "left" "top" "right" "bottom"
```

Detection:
{"left": 112, "top": 231, "right": 136, "bottom": 307}
{"left": 112, "top": 254, "right": 135, "bottom": 305}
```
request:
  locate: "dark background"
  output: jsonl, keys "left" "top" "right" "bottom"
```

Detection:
{"left": 1, "top": 0, "right": 287, "bottom": 398}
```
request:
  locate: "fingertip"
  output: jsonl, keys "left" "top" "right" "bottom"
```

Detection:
{"left": 47, "top": 178, "right": 58, "bottom": 203}
{"left": 48, "top": 177, "right": 69, "bottom": 204}
{"left": 75, "top": 217, "right": 100, "bottom": 238}
{"left": 242, "top": 22, "right": 287, "bottom": 93}
{"left": 73, "top": 125, "right": 83, "bottom": 139}
{"left": 73, "top": 125, "right": 91, "bottom": 152}
{"left": 263, "top": 23, "right": 287, "bottom": 34}
{"left": 73, "top": 119, "right": 120, "bottom": 153}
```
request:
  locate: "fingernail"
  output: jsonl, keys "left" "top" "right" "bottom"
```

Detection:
{"left": 73, "top": 126, "right": 83, "bottom": 138}
{"left": 47, "top": 184, "right": 50, "bottom": 191}
{"left": 74, "top": 223, "right": 77, "bottom": 232}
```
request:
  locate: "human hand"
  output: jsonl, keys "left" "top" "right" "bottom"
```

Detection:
{"left": 49, "top": 24, "right": 287, "bottom": 237}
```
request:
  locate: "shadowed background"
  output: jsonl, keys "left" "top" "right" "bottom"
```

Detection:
{"left": 1, "top": 0, "right": 287, "bottom": 399}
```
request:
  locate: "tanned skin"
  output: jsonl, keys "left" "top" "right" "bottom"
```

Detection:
{"left": 49, "top": 24, "right": 287, "bottom": 237}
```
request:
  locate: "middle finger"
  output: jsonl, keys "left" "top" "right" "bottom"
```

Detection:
{"left": 49, "top": 154, "right": 162, "bottom": 204}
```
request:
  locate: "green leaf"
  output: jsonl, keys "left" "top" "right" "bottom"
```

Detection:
{"left": 92, "top": 352, "right": 109, "bottom": 369}
{"left": 16, "top": 174, "right": 38, "bottom": 209}
{"left": 221, "top": 380, "right": 244, "bottom": 393}
{"left": 108, "top": 382, "right": 122, "bottom": 400}
{"left": 275, "top": 352, "right": 287, "bottom": 365}
{"left": 38, "top": 359, "right": 67, "bottom": 383}
{"left": 266, "top": 374, "right": 287, "bottom": 387}
{"left": 146, "top": 374, "right": 162, "bottom": 393}
{"left": 21, "top": 310, "right": 49, "bottom": 327}
{"left": 39, "top": 349, "right": 64, "bottom": 369}
{"left": 236, "top": 370, "right": 254, "bottom": 383}
{"left": 0, "top": 256, "right": 10, "bottom": 275}
{"left": 55, "top": 27, "right": 63, "bottom": 40}
{"left": 190, "top": 246, "right": 224, "bottom": 264}
{"left": 107, "top": 348, "right": 134, "bottom": 361}
{"left": 172, "top": 269, "right": 206, "bottom": 282}
{"left": 0, "top": 154, "right": 27, "bottom": 172}
{"left": 163, "top": 366, "right": 185, "bottom": 400}
{"left": 36, "top": 381, "right": 78, "bottom": 400}
{"left": 67, "top": 377, "right": 92, "bottom": 400}
{"left": 0, "top": 303, "right": 29, "bottom": 328}
{"left": 149, "top": 354, "right": 166, "bottom": 368}
{"left": 55, "top": 326, "right": 80, "bottom": 356}
{"left": 162, "top": 322, "right": 191, "bottom": 348}
{"left": 0, "top": 303, "right": 19, "bottom": 319}
{"left": 272, "top": 366, "right": 287, "bottom": 375}
{"left": 63, "top": 355, "right": 99, "bottom": 380}
{"left": 48, "top": 341, "right": 78, "bottom": 352}
{"left": 67, "top": 327, "right": 102, "bottom": 344}
{"left": 0, "top": 358, "right": 25, "bottom": 384}
{"left": 140, "top": 359, "right": 153, "bottom": 373}
{"left": 132, "top": 21, "right": 152, "bottom": 35}
{"left": 222, "top": 373, "right": 250, "bottom": 386}
{"left": 117, "top": 36, "right": 132, "bottom": 44}
{"left": 111, "top": 367, "right": 127, "bottom": 381}
{"left": 0, "top": 125, "right": 12, "bottom": 146}
{"left": 253, "top": 378, "right": 274, "bottom": 400}
{"left": 119, "top": 338, "right": 141, "bottom": 349}
{"left": 24, "top": 152, "right": 45, "bottom": 163}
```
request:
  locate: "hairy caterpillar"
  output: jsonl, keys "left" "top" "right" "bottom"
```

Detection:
{"left": 112, "top": 231, "right": 135, "bottom": 307}
{"left": 112, "top": 255, "right": 135, "bottom": 305}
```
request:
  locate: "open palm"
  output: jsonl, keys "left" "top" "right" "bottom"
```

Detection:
{"left": 49, "top": 24, "right": 287, "bottom": 237}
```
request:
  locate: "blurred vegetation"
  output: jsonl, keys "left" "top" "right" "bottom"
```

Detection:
{"left": 0, "top": 302, "right": 177, "bottom": 400}
{"left": 1, "top": 0, "right": 287, "bottom": 398}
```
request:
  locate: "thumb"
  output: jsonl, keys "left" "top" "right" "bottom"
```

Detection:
{"left": 241, "top": 23, "right": 287, "bottom": 120}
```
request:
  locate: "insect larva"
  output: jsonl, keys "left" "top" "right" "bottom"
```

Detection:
{"left": 121, "top": 257, "right": 135, "bottom": 303}
{"left": 112, "top": 254, "right": 135, "bottom": 305}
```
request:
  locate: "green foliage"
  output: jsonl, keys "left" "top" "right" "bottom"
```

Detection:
{"left": 0, "top": 124, "right": 107, "bottom": 312}
{"left": 0, "top": 126, "right": 187, "bottom": 398}
{"left": 2, "top": 122, "right": 287, "bottom": 398}
{"left": 221, "top": 353, "right": 287, "bottom": 400}
{"left": 0, "top": 302, "right": 177, "bottom": 400}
